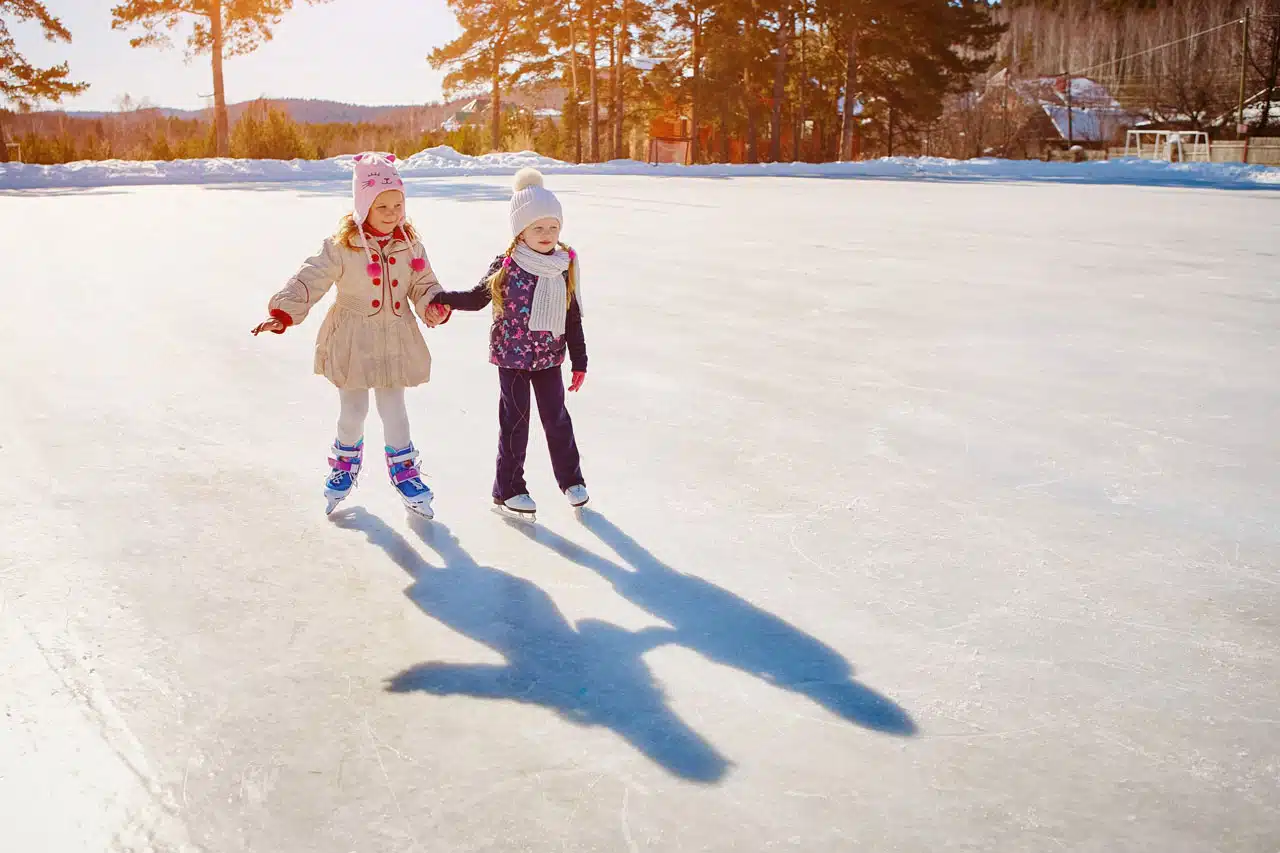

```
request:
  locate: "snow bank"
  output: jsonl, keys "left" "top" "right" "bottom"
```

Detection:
{"left": 2, "top": 145, "right": 1277, "bottom": 191}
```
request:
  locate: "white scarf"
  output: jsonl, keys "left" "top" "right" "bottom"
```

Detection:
{"left": 512, "top": 243, "right": 580, "bottom": 337}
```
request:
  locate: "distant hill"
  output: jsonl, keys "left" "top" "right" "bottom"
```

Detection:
{"left": 40, "top": 92, "right": 568, "bottom": 130}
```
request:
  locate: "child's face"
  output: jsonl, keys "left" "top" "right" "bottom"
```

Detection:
{"left": 521, "top": 218, "right": 561, "bottom": 253}
{"left": 368, "top": 190, "right": 405, "bottom": 232}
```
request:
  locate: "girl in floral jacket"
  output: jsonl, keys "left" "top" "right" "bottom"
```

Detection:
{"left": 431, "top": 168, "right": 588, "bottom": 519}
{"left": 252, "top": 152, "right": 450, "bottom": 519}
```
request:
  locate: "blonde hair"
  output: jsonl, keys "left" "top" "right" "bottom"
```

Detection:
{"left": 488, "top": 237, "right": 578, "bottom": 317}
{"left": 334, "top": 213, "right": 418, "bottom": 251}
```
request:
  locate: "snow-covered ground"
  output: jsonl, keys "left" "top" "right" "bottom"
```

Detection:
{"left": 2, "top": 174, "right": 1277, "bottom": 853}
{"left": 2, "top": 145, "right": 1280, "bottom": 191}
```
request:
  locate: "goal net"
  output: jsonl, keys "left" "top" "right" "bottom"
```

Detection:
{"left": 648, "top": 138, "right": 691, "bottom": 166}
{"left": 1122, "top": 130, "right": 1211, "bottom": 162}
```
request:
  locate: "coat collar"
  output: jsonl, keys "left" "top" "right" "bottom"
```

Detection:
{"left": 362, "top": 223, "right": 412, "bottom": 249}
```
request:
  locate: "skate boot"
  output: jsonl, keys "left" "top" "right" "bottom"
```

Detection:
{"left": 564, "top": 484, "right": 589, "bottom": 508}
{"left": 493, "top": 493, "right": 537, "bottom": 522}
{"left": 325, "top": 439, "right": 363, "bottom": 515}
{"left": 386, "top": 444, "right": 434, "bottom": 520}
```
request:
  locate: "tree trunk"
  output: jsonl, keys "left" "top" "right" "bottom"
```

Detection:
{"left": 769, "top": 6, "right": 789, "bottom": 162}
{"left": 744, "top": 14, "right": 758, "bottom": 164}
{"left": 615, "top": 0, "right": 629, "bottom": 160}
{"left": 795, "top": 7, "right": 805, "bottom": 161}
{"left": 209, "top": 0, "right": 230, "bottom": 157}
{"left": 1256, "top": 13, "right": 1280, "bottom": 132}
{"left": 569, "top": 4, "right": 582, "bottom": 163}
{"left": 588, "top": 0, "right": 599, "bottom": 162}
{"left": 690, "top": 9, "right": 702, "bottom": 164}
{"left": 720, "top": 97, "right": 731, "bottom": 163}
{"left": 608, "top": 18, "right": 618, "bottom": 159}
{"left": 490, "top": 71, "right": 503, "bottom": 152}
{"left": 838, "top": 24, "right": 858, "bottom": 162}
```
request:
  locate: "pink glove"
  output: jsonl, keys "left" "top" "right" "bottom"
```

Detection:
{"left": 569, "top": 371, "right": 586, "bottom": 392}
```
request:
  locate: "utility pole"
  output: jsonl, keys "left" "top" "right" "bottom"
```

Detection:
{"left": 1238, "top": 9, "right": 1251, "bottom": 138}
{"left": 1065, "top": 0, "right": 1073, "bottom": 150}
{"left": 1066, "top": 71, "right": 1073, "bottom": 148}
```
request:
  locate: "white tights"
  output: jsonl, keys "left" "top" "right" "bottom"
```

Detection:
{"left": 336, "top": 388, "right": 412, "bottom": 450}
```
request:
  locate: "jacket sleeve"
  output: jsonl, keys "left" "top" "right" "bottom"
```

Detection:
{"left": 267, "top": 238, "right": 343, "bottom": 329}
{"left": 433, "top": 256, "right": 501, "bottom": 312}
{"left": 565, "top": 292, "right": 587, "bottom": 373}
{"left": 407, "top": 244, "right": 445, "bottom": 323}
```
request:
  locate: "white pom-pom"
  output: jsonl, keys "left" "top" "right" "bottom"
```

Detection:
{"left": 513, "top": 167, "right": 545, "bottom": 192}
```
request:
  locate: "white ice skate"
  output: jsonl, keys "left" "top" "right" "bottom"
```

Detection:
{"left": 493, "top": 493, "right": 537, "bottom": 523}
{"left": 564, "top": 484, "right": 589, "bottom": 508}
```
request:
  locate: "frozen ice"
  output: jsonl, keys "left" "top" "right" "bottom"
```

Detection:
{"left": 1, "top": 173, "right": 1277, "bottom": 852}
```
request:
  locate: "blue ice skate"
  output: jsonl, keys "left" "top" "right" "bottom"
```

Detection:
{"left": 324, "top": 439, "right": 363, "bottom": 515}
{"left": 386, "top": 444, "right": 435, "bottom": 520}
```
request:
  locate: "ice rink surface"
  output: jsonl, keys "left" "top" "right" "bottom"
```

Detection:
{"left": 2, "top": 174, "right": 1277, "bottom": 852}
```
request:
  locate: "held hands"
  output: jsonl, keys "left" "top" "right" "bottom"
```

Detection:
{"left": 252, "top": 318, "right": 286, "bottom": 336}
{"left": 423, "top": 302, "right": 452, "bottom": 328}
{"left": 569, "top": 371, "right": 586, "bottom": 392}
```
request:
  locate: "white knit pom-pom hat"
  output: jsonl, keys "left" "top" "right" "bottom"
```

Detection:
{"left": 509, "top": 168, "right": 563, "bottom": 237}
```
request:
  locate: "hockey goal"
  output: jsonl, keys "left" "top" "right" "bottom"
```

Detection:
{"left": 1123, "top": 130, "right": 1211, "bottom": 162}
{"left": 648, "top": 137, "right": 691, "bottom": 166}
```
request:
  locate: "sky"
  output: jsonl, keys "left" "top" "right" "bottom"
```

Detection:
{"left": 10, "top": 1, "right": 462, "bottom": 111}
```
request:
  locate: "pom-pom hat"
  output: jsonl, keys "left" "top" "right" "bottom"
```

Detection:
{"left": 351, "top": 152, "right": 427, "bottom": 278}
{"left": 509, "top": 168, "right": 563, "bottom": 238}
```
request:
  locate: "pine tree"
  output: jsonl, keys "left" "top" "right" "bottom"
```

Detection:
{"left": 587, "top": 0, "right": 601, "bottom": 160}
{"left": 0, "top": 1, "right": 87, "bottom": 109}
{"left": 569, "top": 5, "right": 584, "bottom": 162}
{"left": 1, "top": 1, "right": 88, "bottom": 160}
{"left": 669, "top": 0, "right": 713, "bottom": 162}
{"left": 111, "top": 1, "right": 332, "bottom": 158}
{"left": 429, "top": 0, "right": 551, "bottom": 153}
{"left": 767, "top": 0, "right": 792, "bottom": 161}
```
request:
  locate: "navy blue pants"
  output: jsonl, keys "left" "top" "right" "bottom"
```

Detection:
{"left": 495, "top": 366, "right": 585, "bottom": 501}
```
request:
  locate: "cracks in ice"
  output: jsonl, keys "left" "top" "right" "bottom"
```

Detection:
{"left": 20, "top": 619, "right": 208, "bottom": 852}
{"left": 363, "top": 713, "right": 422, "bottom": 852}
{"left": 620, "top": 787, "right": 640, "bottom": 853}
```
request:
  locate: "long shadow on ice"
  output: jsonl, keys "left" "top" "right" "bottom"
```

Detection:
{"left": 512, "top": 509, "right": 917, "bottom": 736}
{"left": 329, "top": 507, "right": 730, "bottom": 783}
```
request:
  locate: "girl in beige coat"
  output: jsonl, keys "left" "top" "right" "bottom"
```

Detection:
{"left": 253, "top": 152, "right": 450, "bottom": 518}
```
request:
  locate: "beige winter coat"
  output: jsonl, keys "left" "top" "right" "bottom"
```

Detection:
{"left": 268, "top": 234, "right": 443, "bottom": 390}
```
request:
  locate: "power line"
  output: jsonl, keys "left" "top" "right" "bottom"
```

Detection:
{"left": 1066, "top": 17, "right": 1246, "bottom": 78}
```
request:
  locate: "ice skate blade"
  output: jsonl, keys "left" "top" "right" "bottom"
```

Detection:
{"left": 404, "top": 501, "right": 435, "bottom": 521}
{"left": 492, "top": 505, "right": 536, "bottom": 524}
{"left": 325, "top": 495, "right": 346, "bottom": 515}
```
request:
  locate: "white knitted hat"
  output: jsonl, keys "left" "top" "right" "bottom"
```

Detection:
{"left": 509, "top": 168, "right": 563, "bottom": 237}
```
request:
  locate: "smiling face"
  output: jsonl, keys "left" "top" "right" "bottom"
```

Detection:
{"left": 367, "top": 190, "right": 405, "bottom": 233}
{"left": 521, "top": 217, "right": 562, "bottom": 253}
